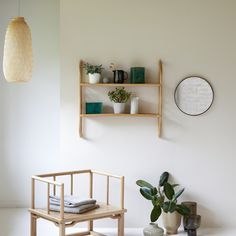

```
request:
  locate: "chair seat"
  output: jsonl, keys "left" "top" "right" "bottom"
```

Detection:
{"left": 29, "top": 202, "right": 127, "bottom": 223}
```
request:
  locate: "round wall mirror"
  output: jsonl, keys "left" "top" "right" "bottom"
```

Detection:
{"left": 174, "top": 76, "right": 214, "bottom": 116}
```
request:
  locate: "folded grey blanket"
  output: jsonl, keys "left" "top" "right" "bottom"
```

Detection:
{"left": 49, "top": 203, "right": 99, "bottom": 214}
{"left": 49, "top": 195, "right": 96, "bottom": 208}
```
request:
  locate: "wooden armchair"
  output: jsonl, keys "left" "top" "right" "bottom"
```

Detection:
{"left": 29, "top": 170, "right": 126, "bottom": 236}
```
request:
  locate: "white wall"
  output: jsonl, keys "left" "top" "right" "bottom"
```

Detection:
{"left": 1, "top": 0, "right": 236, "bottom": 230}
{"left": 60, "top": 0, "right": 236, "bottom": 228}
{"left": 0, "top": 0, "right": 60, "bottom": 206}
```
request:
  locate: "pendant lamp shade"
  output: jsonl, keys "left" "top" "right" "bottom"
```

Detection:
{"left": 3, "top": 17, "right": 33, "bottom": 83}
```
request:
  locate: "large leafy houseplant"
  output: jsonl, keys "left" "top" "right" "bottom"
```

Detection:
{"left": 136, "top": 172, "right": 190, "bottom": 223}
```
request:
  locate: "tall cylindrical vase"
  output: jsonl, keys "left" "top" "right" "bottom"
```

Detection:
{"left": 181, "top": 201, "right": 197, "bottom": 231}
{"left": 130, "top": 96, "right": 139, "bottom": 114}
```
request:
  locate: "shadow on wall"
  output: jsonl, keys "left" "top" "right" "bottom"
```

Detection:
{"left": 0, "top": 80, "right": 18, "bottom": 208}
{"left": 198, "top": 204, "right": 221, "bottom": 228}
{"left": 180, "top": 191, "right": 223, "bottom": 229}
{"left": 169, "top": 176, "right": 222, "bottom": 229}
{"left": 162, "top": 83, "right": 180, "bottom": 141}
{"left": 0, "top": 0, "right": 26, "bottom": 208}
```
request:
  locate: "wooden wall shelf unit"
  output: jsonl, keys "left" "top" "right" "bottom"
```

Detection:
{"left": 78, "top": 60, "right": 163, "bottom": 138}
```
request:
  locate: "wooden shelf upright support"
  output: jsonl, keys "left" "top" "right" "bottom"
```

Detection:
{"left": 79, "top": 60, "right": 83, "bottom": 138}
{"left": 157, "top": 60, "right": 163, "bottom": 137}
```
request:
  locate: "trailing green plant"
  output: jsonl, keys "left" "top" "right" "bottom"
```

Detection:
{"left": 108, "top": 87, "right": 131, "bottom": 103}
{"left": 83, "top": 62, "right": 103, "bottom": 74}
{"left": 136, "top": 172, "right": 190, "bottom": 223}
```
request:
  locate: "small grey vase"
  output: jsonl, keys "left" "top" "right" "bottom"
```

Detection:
{"left": 143, "top": 223, "right": 164, "bottom": 236}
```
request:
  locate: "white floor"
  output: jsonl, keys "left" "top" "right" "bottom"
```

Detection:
{"left": 0, "top": 208, "right": 235, "bottom": 236}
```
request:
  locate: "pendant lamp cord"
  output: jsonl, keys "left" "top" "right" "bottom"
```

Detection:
{"left": 18, "top": 0, "right": 21, "bottom": 16}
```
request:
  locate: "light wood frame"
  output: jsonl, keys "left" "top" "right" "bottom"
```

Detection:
{"left": 78, "top": 60, "right": 163, "bottom": 138}
{"left": 29, "top": 170, "right": 126, "bottom": 236}
{"left": 157, "top": 60, "right": 163, "bottom": 137}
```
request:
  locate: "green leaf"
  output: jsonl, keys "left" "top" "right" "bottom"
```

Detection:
{"left": 151, "top": 187, "right": 158, "bottom": 196}
{"left": 162, "top": 201, "right": 176, "bottom": 213}
{"left": 152, "top": 196, "right": 164, "bottom": 206}
{"left": 152, "top": 196, "right": 157, "bottom": 206}
{"left": 162, "top": 202, "right": 169, "bottom": 213}
{"left": 176, "top": 204, "right": 190, "bottom": 216}
{"left": 83, "top": 62, "right": 103, "bottom": 74}
{"left": 136, "top": 180, "right": 153, "bottom": 189}
{"left": 164, "top": 182, "right": 175, "bottom": 200}
{"left": 173, "top": 188, "right": 185, "bottom": 201}
{"left": 159, "top": 172, "right": 169, "bottom": 186}
{"left": 108, "top": 87, "right": 131, "bottom": 103}
{"left": 140, "top": 187, "right": 153, "bottom": 200}
{"left": 168, "top": 201, "right": 177, "bottom": 213}
{"left": 150, "top": 205, "right": 162, "bottom": 222}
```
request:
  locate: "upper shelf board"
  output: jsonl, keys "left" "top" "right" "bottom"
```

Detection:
{"left": 80, "top": 83, "right": 161, "bottom": 87}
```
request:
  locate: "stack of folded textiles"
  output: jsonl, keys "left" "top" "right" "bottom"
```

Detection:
{"left": 49, "top": 195, "right": 99, "bottom": 214}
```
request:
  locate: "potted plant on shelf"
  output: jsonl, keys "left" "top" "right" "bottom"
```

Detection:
{"left": 83, "top": 62, "right": 103, "bottom": 84}
{"left": 108, "top": 87, "right": 131, "bottom": 114}
{"left": 136, "top": 172, "right": 190, "bottom": 236}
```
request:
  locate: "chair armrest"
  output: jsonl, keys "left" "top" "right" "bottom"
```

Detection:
{"left": 31, "top": 175, "right": 65, "bottom": 219}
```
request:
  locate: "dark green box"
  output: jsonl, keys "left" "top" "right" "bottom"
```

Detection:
{"left": 130, "top": 67, "right": 145, "bottom": 83}
{"left": 86, "top": 102, "right": 103, "bottom": 114}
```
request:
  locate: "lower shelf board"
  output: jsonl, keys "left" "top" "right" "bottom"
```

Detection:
{"left": 67, "top": 231, "right": 106, "bottom": 236}
{"left": 80, "top": 113, "right": 160, "bottom": 118}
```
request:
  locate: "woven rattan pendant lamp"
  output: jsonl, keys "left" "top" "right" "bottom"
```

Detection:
{"left": 3, "top": 0, "right": 33, "bottom": 83}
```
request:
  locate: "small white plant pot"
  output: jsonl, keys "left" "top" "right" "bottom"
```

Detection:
{"left": 88, "top": 73, "right": 101, "bottom": 84}
{"left": 113, "top": 102, "right": 126, "bottom": 114}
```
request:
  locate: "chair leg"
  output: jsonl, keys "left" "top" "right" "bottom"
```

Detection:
{"left": 118, "top": 214, "right": 124, "bottom": 236}
{"left": 88, "top": 220, "right": 93, "bottom": 231}
{"left": 59, "top": 223, "right": 65, "bottom": 236}
{"left": 30, "top": 213, "right": 37, "bottom": 236}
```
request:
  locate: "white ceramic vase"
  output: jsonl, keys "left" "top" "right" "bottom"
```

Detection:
{"left": 162, "top": 211, "right": 181, "bottom": 235}
{"left": 113, "top": 102, "right": 126, "bottom": 114}
{"left": 88, "top": 73, "right": 101, "bottom": 84}
{"left": 130, "top": 96, "right": 139, "bottom": 114}
{"left": 143, "top": 223, "right": 164, "bottom": 236}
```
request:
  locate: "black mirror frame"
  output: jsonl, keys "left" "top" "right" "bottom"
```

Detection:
{"left": 174, "top": 76, "right": 214, "bottom": 116}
